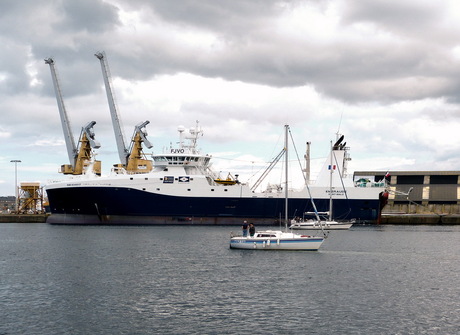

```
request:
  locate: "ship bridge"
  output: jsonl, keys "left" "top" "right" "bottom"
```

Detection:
{"left": 152, "top": 153, "right": 211, "bottom": 168}
{"left": 151, "top": 123, "right": 212, "bottom": 171}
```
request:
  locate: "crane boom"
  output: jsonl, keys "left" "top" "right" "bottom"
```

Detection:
{"left": 94, "top": 51, "right": 129, "bottom": 165}
{"left": 44, "top": 57, "right": 77, "bottom": 167}
{"left": 45, "top": 57, "right": 101, "bottom": 175}
{"left": 95, "top": 51, "right": 153, "bottom": 174}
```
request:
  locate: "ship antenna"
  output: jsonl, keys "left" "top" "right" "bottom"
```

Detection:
{"left": 336, "top": 110, "right": 344, "bottom": 140}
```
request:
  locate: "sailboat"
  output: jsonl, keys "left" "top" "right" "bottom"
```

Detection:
{"left": 290, "top": 135, "right": 354, "bottom": 230}
{"left": 229, "top": 125, "right": 326, "bottom": 251}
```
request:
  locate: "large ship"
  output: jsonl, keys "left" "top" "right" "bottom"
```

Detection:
{"left": 44, "top": 53, "right": 387, "bottom": 225}
{"left": 45, "top": 124, "right": 388, "bottom": 225}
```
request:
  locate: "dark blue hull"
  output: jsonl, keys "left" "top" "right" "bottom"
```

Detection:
{"left": 46, "top": 187, "right": 383, "bottom": 225}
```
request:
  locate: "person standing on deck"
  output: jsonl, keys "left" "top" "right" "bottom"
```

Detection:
{"left": 242, "top": 220, "right": 248, "bottom": 237}
{"left": 249, "top": 223, "right": 255, "bottom": 237}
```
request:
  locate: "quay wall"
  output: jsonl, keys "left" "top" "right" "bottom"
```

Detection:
{"left": 380, "top": 214, "right": 460, "bottom": 225}
{"left": 381, "top": 203, "right": 460, "bottom": 224}
{"left": 1, "top": 213, "right": 460, "bottom": 224}
{"left": 0, "top": 214, "right": 47, "bottom": 223}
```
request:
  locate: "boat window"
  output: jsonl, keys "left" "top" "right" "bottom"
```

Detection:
{"left": 258, "top": 234, "right": 276, "bottom": 238}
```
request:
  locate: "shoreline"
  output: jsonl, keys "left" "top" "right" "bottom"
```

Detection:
{"left": 379, "top": 213, "right": 460, "bottom": 225}
{"left": 0, "top": 214, "right": 47, "bottom": 223}
{"left": 2, "top": 213, "right": 460, "bottom": 225}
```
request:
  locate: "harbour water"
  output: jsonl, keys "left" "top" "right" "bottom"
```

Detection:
{"left": 1, "top": 223, "right": 459, "bottom": 334}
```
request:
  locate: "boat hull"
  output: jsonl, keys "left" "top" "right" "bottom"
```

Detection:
{"left": 230, "top": 236, "right": 324, "bottom": 250}
{"left": 45, "top": 186, "right": 383, "bottom": 225}
{"left": 290, "top": 223, "right": 353, "bottom": 230}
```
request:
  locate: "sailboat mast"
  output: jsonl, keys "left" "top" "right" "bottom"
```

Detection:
{"left": 305, "top": 141, "right": 311, "bottom": 185}
{"left": 285, "top": 125, "right": 289, "bottom": 227}
{"left": 329, "top": 140, "right": 333, "bottom": 221}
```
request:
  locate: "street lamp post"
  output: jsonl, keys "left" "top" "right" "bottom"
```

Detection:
{"left": 10, "top": 160, "right": 21, "bottom": 213}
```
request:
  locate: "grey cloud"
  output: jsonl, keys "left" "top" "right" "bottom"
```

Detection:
{"left": 55, "top": 0, "right": 120, "bottom": 33}
{"left": 122, "top": 0, "right": 282, "bottom": 33}
{"left": 340, "top": 0, "right": 446, "bottom": 38}
{"left": 3, "top": 0, "right": 460, "bottom": 106}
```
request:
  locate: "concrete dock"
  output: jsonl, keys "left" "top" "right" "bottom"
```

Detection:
{"left": 0, "top": 214, "right": 47, "bottom": 223}
{"left": 379, "top": 213, "right": 460, "bottom": 225}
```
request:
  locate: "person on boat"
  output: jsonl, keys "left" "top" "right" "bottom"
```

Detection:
{"left": 249, "top": 223, "right": 255, "bottom": 237}
{"left": 242, "top": 221, "right": 248, "bottom": 237}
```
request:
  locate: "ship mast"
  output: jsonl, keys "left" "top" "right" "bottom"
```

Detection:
{"left": 285, "top": 124, "right": 289, "bottom": 227}
{"left": 304, "top": 141, "right": 311, "bottom": 185}
{"left": 329, "top": 140, "right": 334, "bottom": 221}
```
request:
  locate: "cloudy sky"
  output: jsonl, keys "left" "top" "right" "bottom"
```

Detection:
{"left": 1, "top": 0, "right": 460, "bottom": 196}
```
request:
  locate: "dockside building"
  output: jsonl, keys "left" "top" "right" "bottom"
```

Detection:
{"left": 354, "top": 171, "right": 460, "bottom": 215}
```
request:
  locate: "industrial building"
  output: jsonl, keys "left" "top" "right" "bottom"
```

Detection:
{"left": 354, "top": 171, "right": 460, "bottom": 216}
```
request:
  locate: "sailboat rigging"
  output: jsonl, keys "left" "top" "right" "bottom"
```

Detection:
{"left": 290, "top": 135, "right": 355, "bottom": 230}
{"left": 230, "top": 125, "right": 326, "bottom": 250}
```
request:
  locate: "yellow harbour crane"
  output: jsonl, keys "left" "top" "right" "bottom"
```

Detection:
{"left": 95, "top": 51, "right": 153, "bottom": 174}
{"left": 45, "top": 57, "right": 101, "bottom": 175}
